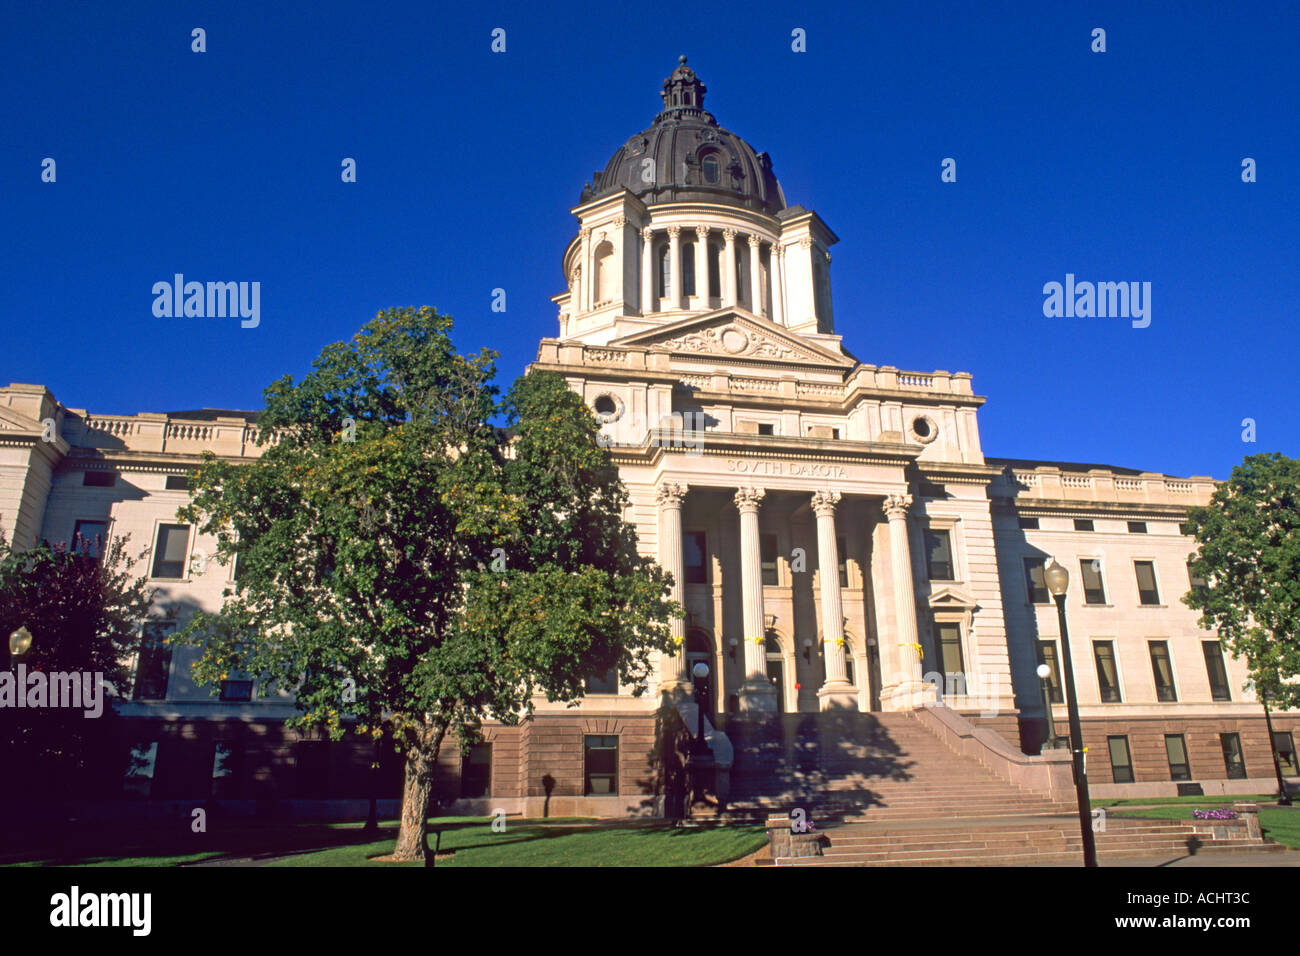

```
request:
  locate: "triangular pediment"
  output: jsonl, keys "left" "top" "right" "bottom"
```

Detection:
{"left": 0, "top": 407, "right": 40, "bottom": 432}
{"left": 928, "top": 586, "right": 979, "bottom": 611}
{"left": 611, "top": 308, "right": 853, "bottom": 367}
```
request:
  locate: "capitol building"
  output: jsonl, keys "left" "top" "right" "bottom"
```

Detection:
{"left": 2, "top": 58, "right": 1295, "bottom": 821}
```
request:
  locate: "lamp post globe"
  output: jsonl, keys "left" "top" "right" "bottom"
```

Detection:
{"left": 1036, "top": 663, "right": 1051, "bottom": 681}
{"left": 1043, "top": 559, "right": 1069, "bottom": 596}
{"left": 9, "top": 625, "right": 33, "bottom": 659}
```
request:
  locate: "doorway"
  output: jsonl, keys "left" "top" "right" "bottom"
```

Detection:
{"left": 686, "top": 629, "right": 714, "bottom": 716}
{"left": 765, "top": 631, "right": 785, "bottom": 713}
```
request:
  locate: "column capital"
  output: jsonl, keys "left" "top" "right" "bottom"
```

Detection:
{"left": 747, "top": 234, "right": 762, "bottom": 249}
{"left": 722, "top": 228, "right": 737, "bottom": 241}
{"left": 798, "top": 237, "right": 814, "bottom": 249}
{"left": 667, "top": 225, "right": 682, "bottom": 238}
{"left": 772, "top": 243, "right": 784, "bottom": 260}
{"left": 810, "top": 490, "right": 841, "bottom": 517}
{"left": 580, "top": 227, "right": 592, "bottom": 241}
{"left": 656, "top": 482, "right": 688, "bottom": 508}
{"left": 882, "top": 493, "right": 913, "bottom": 520}
{"left": 612, "top": 215, "right": 628, "bottom": 228}
{"left": 641, "top": 226, "right": 653, "bottom": 241}
{"left": 733, "top": 486, "right": 766, "bottom": 514}
{"left": 696, "top": 224, "right": 711, "bottom": 239}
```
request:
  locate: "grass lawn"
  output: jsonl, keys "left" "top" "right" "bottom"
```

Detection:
{"left": 265, "top": 817, "right": 768, "bottom": 867}
{"left": 1092, "top": 793, "right": 1280, "bottom": 809}
{"left": 2, "top": 816, "right": 767, "bottom": 868}
{"left": 1107, "top": 802, "right": 1300, "bottom": 850}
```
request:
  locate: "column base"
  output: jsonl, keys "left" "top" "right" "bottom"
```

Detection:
{"left": 738, "top": 678, "right": 778, "bottom": 715}
{"left": 880, "top": 680, "right": 939, "bottom": 711}
{"left": 816, "top": 683, "right": 860, "bottom": 711}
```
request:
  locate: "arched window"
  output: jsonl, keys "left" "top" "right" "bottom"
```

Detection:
{"left": 657, "top": 243, "right": 671, "bottom": 299}
{"left": 592, "top": 241, "right": 613, "bottom": 304}
{"left": 701, "top": 154, "right": 719, "bottom": 184}
{"left": 735, "top": 246, "right": 749, "bottom": 309}
{"left": 707, "top": 242, "right": 721, "bottom": 297}
{"left": 842, "top": 640, "right": 855, "bottom": 688}
{"left": 681, "top": 241, "right": 696, "bottom": 297}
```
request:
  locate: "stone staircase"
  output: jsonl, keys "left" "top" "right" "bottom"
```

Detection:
{"left": 699, "top": 711, "right": 1283, "bottom": 865}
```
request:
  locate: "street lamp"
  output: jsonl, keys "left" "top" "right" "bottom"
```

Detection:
{"left": 1043, "top": 558, "right": 1098, "bottom": 868}
{"left": 690, "top": 662, "right": 711, "bottom": 757}
{"left": 1036, "top": 663, "right": 1061, "bottom": 751}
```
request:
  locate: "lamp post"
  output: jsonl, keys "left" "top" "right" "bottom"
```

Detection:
{"left": 1043, "top": 559, "right": 1097, "bottom": 868}
{"left": 690, "top": 662, "right": 711, "bottom": 758}
{"left": 1036, "top": 663, "right": 1061, "bottom": 751}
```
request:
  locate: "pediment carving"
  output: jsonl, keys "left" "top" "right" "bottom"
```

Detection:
{"left": 613, "top": 309, "right": 850, "bottom": 367}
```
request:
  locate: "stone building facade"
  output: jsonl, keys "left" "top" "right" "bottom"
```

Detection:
{"left": 2, "top": 59, "right": 1295, "bottom": 817}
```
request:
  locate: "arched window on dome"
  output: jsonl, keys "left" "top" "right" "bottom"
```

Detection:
{"left": 681, "top": 241, "right": 696, "bottom": 297}
{"left": 701, "top": 154, "right": 720, "bottom": 184}
{"left": 657, "top": 242, "right": 671, "bottom": 300}
{"left": 592, "top": 240, "right": 614, "bottom": 305}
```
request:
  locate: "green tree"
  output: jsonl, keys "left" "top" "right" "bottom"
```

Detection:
{"left": 1183, "top": 452, "right": 1300, "bottom": 709}
{"left": 177, "top": 307, "right": 676, "bottom": 861}
{"left": 0, "top": 524, "right": 153, "bottom": 805}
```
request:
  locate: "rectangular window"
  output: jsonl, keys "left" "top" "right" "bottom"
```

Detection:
{"left": 760, "top": 534, "right": 779, "bottom": 585}
{"left": 151, "top": 523, "right": 191, "bottom": 579}
{"left": 461, "top": 743, "right": 492, "bottom": 797}
{"left": 219, "top": 679, "right": 253, "bottom": 701}
{"left": 123, "top": 741, "right": 158, "bottom": 797}
{"left": 1165, "top": 734, "right": 1191, "bottom": 781}
{"left": 1149, "top": 641, "right": 1177, "bottom": 701}
{"left": 1127, "top": 521, "right": 1148, "bottom": 534}
{"left": 165, "top": 474, "right": 190, "bottom": 491}
{"left": 831, "top": 428, "right": 840, "bottom": 439}
{"left": 1220, "top": 733, "right": 1246, "bottom": 779}
{"left": 585, "top": 667, "right": 618, "bottom": 695}
{"left": 935, "top": 622, "right": 965, "bottom": 678}
{"left": 1018, "top": 516, "right": 1039, "bottom": 530}
{"left": 1093, "top": 641, "right": 1121, "bottom": 702}
{"left": 1074, "top": 518, "right": 1094, "bottom": 532}
{"left": 583, "top": 734, "right": 618, "bottom": 795}
{"left": 212, "top": 743, "right": 241, "bottom": 798}
{"left": 1203, "top": 641, "right": 1231, "bottom": 701}
{"left": 1274, "top": 732, "right": 1299, "bottom": 777}
{"left": 83, "top": 470, "right": 115, "bottom": 487}
{"left": 1179, "top": 521, "right": 1194, "bottom": 535}
{"left": 133, "top": 622, "right": 175, "bottom": 700}
{"left": 924, "top": 529, "right": 954, "bottom": 581}
{"left": 1036, "top": 641, "right": 1063, "bottom": 704}
{"left": 1079, "top": 558, "right": 1107, "bottom": 604}
{"left": 836, "top": 535, "right": 848, "bottom": 588}
{"left": 1108, "top": 736, "right": 1135, "bottom": 783}
{"left": 1023, "top": 557, "right": 1049, "bottom": 604}
{"left": 1134, "top": 561, "right": 1161, "bottom": 605}
{"left": 1187, "top": 559, "right": 1207, "bottom": 591}
{"left": 756, "top": 423, "right": 774, "bottom": 436}
{"left": 684, "top": 531, "right": 707, "bottom": 584}
{"left": 72, "top": 519, "right": 108, "bottom": 559}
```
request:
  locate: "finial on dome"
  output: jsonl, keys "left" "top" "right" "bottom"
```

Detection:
{"left": 659, "top": 56, "right": 707, "bottom": 118}
{"left": 679, "top": 54, "right": 687, "bottom": 64}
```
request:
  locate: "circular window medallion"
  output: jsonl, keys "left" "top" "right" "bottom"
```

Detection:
{"left": 593, "top": 394, "right": 622, "bottom": 423}
{"left": 909, "top": 415, "right": 939, "bottom": 445}
{"left": 720, "top": 327, "right": 749, "bottom": 354}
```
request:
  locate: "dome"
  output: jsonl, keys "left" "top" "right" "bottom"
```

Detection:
{"left": 579, "top": 57, "right": 787, "bottom": 215}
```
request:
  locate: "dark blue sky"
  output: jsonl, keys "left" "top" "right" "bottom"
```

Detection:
{"left": 3, "top": 1, "right": 1296, "bottom": 479}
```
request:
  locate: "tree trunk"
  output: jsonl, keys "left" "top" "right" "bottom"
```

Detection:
{"left": 390, "top": 721, "right": 447, "bottom": 863}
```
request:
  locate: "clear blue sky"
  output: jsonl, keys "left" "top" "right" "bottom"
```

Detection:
{"left": 3, "top": 1, "right": 1296, "bottom": 480}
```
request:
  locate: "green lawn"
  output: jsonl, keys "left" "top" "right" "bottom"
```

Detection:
{"left": 1092, "top": 793, "right": 1281, "bottom": 809}
{"left": 1107, "top": 803, "right": 1300, "bottom": 850}
{"left": 3, "top": 816, "right": 767, "bottom": 868}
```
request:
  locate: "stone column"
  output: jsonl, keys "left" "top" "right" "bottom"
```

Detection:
{"left": 640, "top": 227, "right": 654, "bottom": 314}
{"left": 723, "top": 229, "right": 738, "bottom": 307}
{"left": 579, "top": 228, "right": 592, "bottom": 313}
{"left": 657, "top": 483, "right": 689, "bottom": 692}
{"left": 696, "top": 225, "right": 711, "bottom": 304}
{"left": 770, "top": 244, "right": 785, "bottom": 325}
{"left": 668, "top": 226, "right": 682, "bottom": 309}
{"left": 883, "top": 493, "right": 926, "bottom": 708}
{"left": 735, "top": 486, "right": 776, "bottom": 713}
{"left": 570, "top": 266, "right": 582, "bottom": 321}
{"left": 813, "top": 491, "right": 857, "bottom": 710}
{"left": 748, "top": 235, "right": 763, "bottom": 315}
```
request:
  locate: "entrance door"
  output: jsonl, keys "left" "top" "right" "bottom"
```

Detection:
{"left": 765, "top": 632, "right": 785, "bottom": 713}
{"left": 686, "top": 629, "right": 714, "bottom": 716}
